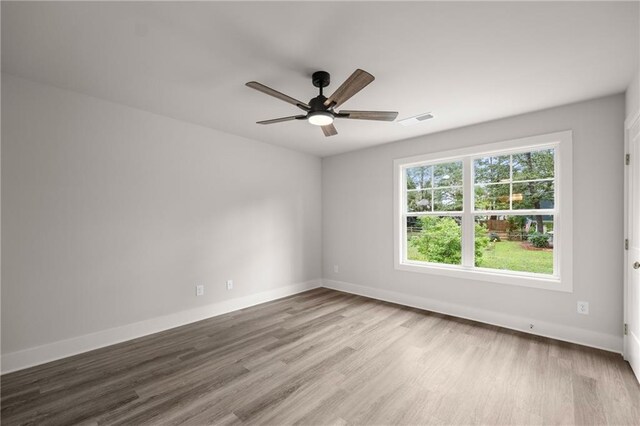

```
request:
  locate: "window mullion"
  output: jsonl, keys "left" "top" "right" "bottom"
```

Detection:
{"left": 509, "top": 155, "right": 513, "bottom": 210}
{"left": 474, "top": 209, "right": 556, "bottom": 215}
{"left": 430, "top": 166, "right": 434, "bottom": 212}
{"left": 462, "top": 157, "right": 475, "bottom": 267}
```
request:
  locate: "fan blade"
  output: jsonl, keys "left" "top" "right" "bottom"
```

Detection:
{"left": 257, "top": 115, "right": 306, "bottom": 125}
{"left": 337, "top": 110, "right": 398, "bottom": 121}
{"left": 246, "top": 81, "right": 310, "bottom": 111}
{"left": 321, "top": 123, "right": 338, "bottom": 137}
{"left": 324, "top": 69, "right": 375, "bottom": 109}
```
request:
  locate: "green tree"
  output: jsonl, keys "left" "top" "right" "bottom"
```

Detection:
{"left": 474, "top": 223, "right": 490, "bottom": 265}
{"left": 528, "top": 232, "right": 550, "bottom": 248}
{"left": 406, "top": 162, "right": 463, "bottom": 212}
{"left": 474, "top": 149, "right": 554, "bottom": 234}
{"left": 513, "top": 149, "right": 554, "bottom": 233}
{"left": 506, "top": 215, "right": 527, "bottom": 240}
{"left": 410, "top": 217, "right": 489, "bottom": 266}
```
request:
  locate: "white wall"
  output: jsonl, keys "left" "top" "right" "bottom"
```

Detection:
{"left": 0, "top": 70, "right": 628, "bottom": 372}
{"left": 1, "top": 74, "right": 322, "bottom": 363}
{"left": 323, "top": 94, "right": 625, "bottom": 352}
{"left": 625, "top": 4, "right": 639, "bottom": 120}
{"left": 627, "top": 70, "right": 639, "bottom": 120}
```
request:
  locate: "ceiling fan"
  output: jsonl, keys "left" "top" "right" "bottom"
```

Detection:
{"left": 246, "top": 69, "right": 398, "bottom": 137}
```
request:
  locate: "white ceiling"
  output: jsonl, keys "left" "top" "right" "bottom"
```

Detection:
{"left": 2, "top": 1, "right": 639, "bottom": 157}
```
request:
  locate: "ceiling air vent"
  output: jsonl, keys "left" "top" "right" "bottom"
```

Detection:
{"left": 398, "top": 113, "right": 434, "bottom": 126}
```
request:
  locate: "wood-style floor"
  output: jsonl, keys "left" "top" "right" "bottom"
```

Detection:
{"left": 2, "top": 288, "right": 639, "bottom": 425}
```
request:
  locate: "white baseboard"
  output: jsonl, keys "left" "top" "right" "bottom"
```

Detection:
{"left": 1, "top": 279, "right": 322, "bottom": 374}
{"left": 323, "top": 279, "right": 622, "bottom": 354}
{"left": 2, "top": 278, "right": 622, "bottom": 374}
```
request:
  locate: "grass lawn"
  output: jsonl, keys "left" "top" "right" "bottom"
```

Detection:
{"left": 478, "top": 240, "right": 553, "bottom": 274}
{"left": 408, "top": 239, "right": 553, "bottom": 274}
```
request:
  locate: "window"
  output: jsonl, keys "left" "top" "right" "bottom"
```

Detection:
{"left": 394, "top": 131, "right": 573, "bottom": 292}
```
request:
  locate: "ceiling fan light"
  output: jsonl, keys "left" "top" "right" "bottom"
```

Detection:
{"left": 308, "top": 111, "right": 334, "bottom": 126}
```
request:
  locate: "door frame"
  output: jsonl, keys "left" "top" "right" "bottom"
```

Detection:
{"left": 624, "top": 110, "right": 640, "bottom": 362}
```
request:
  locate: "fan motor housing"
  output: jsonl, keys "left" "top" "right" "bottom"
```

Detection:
{"left": 309, "top": 95, "right": 330, "bottom": 113}
{"left": 312, "top": 71, "right": 330, "bottom": 88}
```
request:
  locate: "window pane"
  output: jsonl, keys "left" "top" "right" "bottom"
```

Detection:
{"left": 406, "top": 166, "right": 432, "bottom": 190}
{"left": 474, "top": 155, "right": 510, "bottom": 184}
{"left": 474, "top": 215, "right": 554, "bottom": 274}
{"left": 434, "top": 188, "right": 463, "bottom": 211}
{"left": 433, "top": 161, "right": 463, "bottom": 187}
{"left": 474, "top": 184, "right": 510, "bottom": 210}
{"left": 512, "top": 149, "right": 554, "bottom": 181}
{"left": 406, "top": 216, "right": 462, "bottom": 265}
{"left": 512, "top": 181, "right": 554, "bottom": 210}
{"left": 407, "top": 190, "right": 432, "bottom": 212}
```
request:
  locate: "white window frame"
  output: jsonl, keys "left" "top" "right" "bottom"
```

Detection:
{"left": 393, "top": 130, "right": 573, "bottom": 292}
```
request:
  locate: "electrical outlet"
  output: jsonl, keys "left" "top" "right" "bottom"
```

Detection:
{"left": 226, "top": 280, "right": 233, "bottom": 290}
{"left": 196, "top": 285, "right": 204, "bottom": 296}
{"left": 334, "top": 265, "right": 339, "bottom": 273}
{"left": 577, "top": 301, "right": 589, "bottom": 315}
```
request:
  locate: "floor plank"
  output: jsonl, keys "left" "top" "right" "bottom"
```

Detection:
{"left": 2, "top": 288, "right": 639, "bottom": 425}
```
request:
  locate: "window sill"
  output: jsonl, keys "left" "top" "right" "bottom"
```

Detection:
{"left": 396, "top": 261, "right": 572, "bottom": 292}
